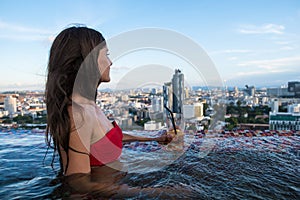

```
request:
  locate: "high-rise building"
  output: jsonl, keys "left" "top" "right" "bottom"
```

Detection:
{"left": 244, "top": 85, "right": 255, "bottom": 96}
{"left": 184, "top": 87, "right": 189, "bottom": 99}
{"left": 152, "top": 96, "right": 163, "bottom": 112}
{"left": 183, "top": 105, "right": 194, "bottom": 119}
{"left": 267, "top": 87, "right": 294, "bottom": 98}
{"left": 271, "top": 99, "right": 279, "bottom": 113}
{"left": 288, "top": 81, "right": 300, "bottom": 97}
{"left": 4, "top": 96, "right": 17, "bottom": 115}
{"left": 151, "top": 88, "right": 157, "bottom": 95}
{"left": 172, "top": 69, "right": 184, "bottom": 113}
{"left": 194, "top": 102, "right": 203, "bottom": 119}
{"left": 234, "top": 86, "right": 239, "bottom": 94}
{"left": 253, "top": 97, "right": 259, "bottom": 105}
{"left": 288, "top": 104, "right": 300, "bottom": 114}
{"left": 163, "top": 82, "right": 173, "bottom": 110}
{"left": 183, "top": 103, "right": 204, "bottom": 120}
{"left": 163, "top": 69, "right": 185, "bottom": 127}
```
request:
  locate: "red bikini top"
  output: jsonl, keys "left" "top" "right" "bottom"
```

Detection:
{"left": 89, "top": 121, "right": 123, "bottom": 166}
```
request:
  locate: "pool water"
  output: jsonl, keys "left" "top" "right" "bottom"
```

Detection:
{"left": 0, "top": 130, "right": 299, "bottom": 199}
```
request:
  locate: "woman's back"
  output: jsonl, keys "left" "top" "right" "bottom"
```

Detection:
{"left": 61, "top": 101, "right": 122, "bottom": 175}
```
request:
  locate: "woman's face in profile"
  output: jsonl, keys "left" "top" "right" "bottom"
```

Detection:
{"left": 97, "top": 46, "right": 112, "bottom": 83}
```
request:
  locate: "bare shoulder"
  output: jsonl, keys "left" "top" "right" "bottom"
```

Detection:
{"left": 68, "top": 104, "right": 96, "bottom": 124}
{"left": 67, "top": 104, "right": 97, "bottom": 138}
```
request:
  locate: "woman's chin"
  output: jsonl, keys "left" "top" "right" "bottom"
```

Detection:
{"left": 100, "top": 77, "right": 110, "bottom": 83}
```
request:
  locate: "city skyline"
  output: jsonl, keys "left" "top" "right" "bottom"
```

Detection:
{"left": 0, "top": 0, "right": 300, "bottom": 91}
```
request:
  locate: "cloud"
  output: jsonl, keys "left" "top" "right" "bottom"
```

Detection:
{"left": 0, "top": 21, "right": 51, "bottom": 34}
{"left": 236, "top": 69, "right": 286, "bottom": 77}
{"left": 227, "top": 57, "right": 238, "bottom": 61}
{"left": 280, "top": 46, "right": 296, "bottom": 51}
{"left": 209, "top": 49, "right": 252, "bottom": 55}
{"left": 238, "top": 24, "right": 285, "bottom": 35}
{"left": 226, "top": 71, "right": 300, "bottom": 87}
{"left": 225, "top": 56, "right": 300, "bottom": 86}
{"left": 0, "top": 34, "right": 49, "bottom": 41}
{"left": 237, "top": 56, "right": 300, "bottom": 69}
{"left": 274, "top": 41, "right": 291, "bottom": 45}
{"left": 0, "top": 20, "right": 53, "bottom": 41}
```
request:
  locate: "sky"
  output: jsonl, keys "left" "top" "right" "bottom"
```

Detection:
{"left": 0, "top": 0, "right": 300, "bottom": 91}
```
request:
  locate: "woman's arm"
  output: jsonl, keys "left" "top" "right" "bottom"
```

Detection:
{"left": 63, "top": 173, "right": 194, "bottom": 199}
{"left": 122, "top": 132, "right": 173, "bottom": 144}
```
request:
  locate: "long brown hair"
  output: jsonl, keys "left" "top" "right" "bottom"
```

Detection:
{"left": 45, "top": 26, "right": 105, "bottom": 173}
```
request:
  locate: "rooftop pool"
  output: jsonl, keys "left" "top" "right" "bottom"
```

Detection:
{"left": 0, "top": 129, "right": 299, "bottom": 199}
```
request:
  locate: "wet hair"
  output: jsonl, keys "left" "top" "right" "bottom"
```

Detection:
{"left": 45, "top": 26, "right": 106, "bottom": 174}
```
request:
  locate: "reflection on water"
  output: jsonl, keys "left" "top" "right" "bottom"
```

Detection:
{"left": 0, "top": 130, "right": 299, "bottom": 199}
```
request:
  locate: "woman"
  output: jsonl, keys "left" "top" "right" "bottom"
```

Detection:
{"left": 45, "top": 26, "right": 179, "bottom": 198}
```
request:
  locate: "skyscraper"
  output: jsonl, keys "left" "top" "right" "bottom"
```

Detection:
{"left": 163, "top": 82, "right": 173, "bottom": 110}
{"left": 172, "top": 69, "right": 184, "bottom": 113}
{"left": 244, "top": 85, "right": 255, "bottom": 97}
{"left": 288, "top": 81, "right": 300, "bottom": 97}
{"left": 4, "top": 96, "right": 17, "bottom": 115}
{"left": 152, "top": 96, "right": 163, "bottom": 112}
{"left": 163, "top": 69, "right": 185, "bottom": 129}
{"left": 163, "top": 69, "right": 184, "bottom": 113}
{"left": 194, "top": 102, "right": 203, "bottom": 118}
{"left": 271, "top": 99, "right": 279, "bottom": 113}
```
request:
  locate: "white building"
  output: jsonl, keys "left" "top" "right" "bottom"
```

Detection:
{"left": 183, "top": 103, "right": 203, "bottom": 120}
{"left": 183, "top": 105, "right": 194, "bottom": 119}
{"left": 0, "top": 110, "right": 9, "bottom": 118}
{"left": 270, "top": 99, "right": 279, "bottom": 113}
{"left": 269, "top": 112, "right": 300, "bottom": 131}
{"left": 4, "top": 96, "right": 17, "bottom": 114}
{"left": 253, "top": 97, "right": 259, "bottom": 105}
{"left": 194, "top": 103, "right": 203, "bottom": 119}
{"left": 261, "top": 97, "right": 269, "bottom": 106}
{"left": 114, "top": 117, "right": 133, "bottom": 129}
{"left": 269, "top": 104, "right": 300, "bottom": 131}
{"left": 288, "top": 104, "right": 300, "bottom": 113}
{"left": 120, "top": 118, "right": 132, "bottom": 129}
{"left": 151, "top": 96, "right": 163, "bottom": 112}
{"left": 184, "top": 87, "right": 189, "bottom": 99}
{"left": 121, "top": 95, "right": 129, "bottom": 101}
{"left": 144, "top": 121, "right": 162, "bottom": 130}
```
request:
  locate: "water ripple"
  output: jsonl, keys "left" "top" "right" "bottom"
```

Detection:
{"left": 1, "top": 132, "right": 300, "bottom": 199}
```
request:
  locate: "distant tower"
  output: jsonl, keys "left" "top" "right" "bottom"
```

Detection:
{"left": 163, "top": 82, "right": 172, "bottom": 109}
{"left": 244, "top": 85, "right": 255, "bottom": 96}
{"left": 163, "top": 82, "right": 172, "bottom": 122}
{"left": 271, "top": 99, "right": 279, "bottom": 113}
{"left": 152, "top": 96, "right": 163, "bottom": 112}
{"left": 288, "top": 81, "right": 300, "bottom": 98}
{"left": 151, "top": 88, "right": 157, "bottom": 95}
{"left": 184, "top": 87, "right": 189, "bottom": 99}
{"left": 234, "top": 86, "right": 239, "bottom": 96}
{"left": 194, "top": 102, "right": 203, "bottom": 119}
{"left": 4, "top": 96, "right": 17, "bottom": 114}
{"left": 172, "top": 69, "right": 184, "bottom": 113}
{"left": 288, "top": 104, "right": 300, "bottom": 113}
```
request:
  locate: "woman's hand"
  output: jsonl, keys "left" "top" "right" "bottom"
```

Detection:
{"left": 155, "top": 131, "right": 174, "bottom": 145}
